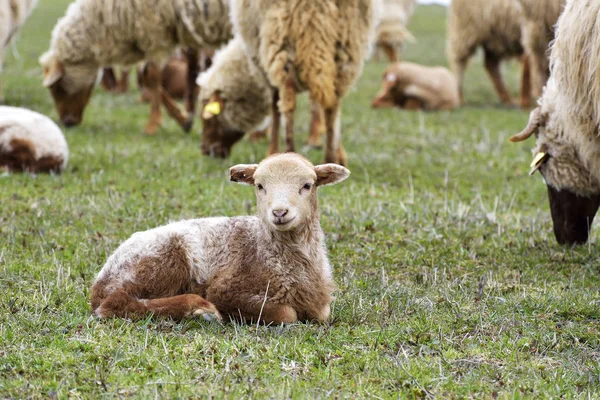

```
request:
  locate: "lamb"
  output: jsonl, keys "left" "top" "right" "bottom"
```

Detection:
{"left": 230, "top": 0, "right": 383, "bottom": 166}
{"left": 515, "top": 0, "right": 566, "bottom": 98}
{"left": 371, "top": 62, "right": 460, "bottom": 111}
{"left": 0, "top": 0, "right": 38, "bottom": 103}
{"left": 447, "top": 0, "right": 531, "bottom": 108}
{"left": 0, "top": 106, "right": 68, "bottom": 173}
{"left": 40, "top": 0, "right": 231, "bottom": 134}
{"left": 375, "top": 0, "right": 416, "bottom": 62}
{"left": 90, "top": 153, "right": 350, "bottom": 323}
{"left": 197, "top": 37, "right": 323, "bottom": 158}
{"left": 510, "top": 0, "right": 600, "bottom": 245}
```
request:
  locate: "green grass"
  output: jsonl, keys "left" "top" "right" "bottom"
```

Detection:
{"left": 2, "top": 1, "right": 600, "bottom": 398}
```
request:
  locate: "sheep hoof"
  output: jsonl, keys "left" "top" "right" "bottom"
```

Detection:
{"left": 182, "top": 118, "right": 194, "bottom": 133}
{"left": 193, "top": 308, "right": 222, "bottom": 322}
{"left": 143, "top": 123, "right": 160, "bottom": 136}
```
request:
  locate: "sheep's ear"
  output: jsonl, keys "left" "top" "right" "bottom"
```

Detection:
{"left": 510, "top": 107, "right": 541, "bottom": 142}
{"left": 229, "top": 164, "right": 258, "bottom": 185}
{"left": 40, "top": 52, "right": 64, "bottom": 87}
{"left": 315, "top": 164, "right": 350, "bottom": 186}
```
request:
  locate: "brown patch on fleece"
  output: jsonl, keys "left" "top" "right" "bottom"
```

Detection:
{"left": 0, "top": 137, "right": 64, "bottom": 173}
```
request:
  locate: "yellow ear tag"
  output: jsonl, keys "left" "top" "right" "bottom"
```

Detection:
{"left": 204, "top": 101, "right": 221, "bottom": 116}
{"left": 529, "top": 152, "right": 548, "bottom": 176}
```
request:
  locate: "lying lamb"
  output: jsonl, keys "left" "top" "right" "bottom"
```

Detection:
{"left": 447, "top": 0, "right": 531, "bottom": 107}
{"left": 230, "top": 0, "right": 383, "bottom": 166}
{"left": 510, "top": 0, "right": 600, "bottom": 245}
{"left": 91, "top": 153, "right": 349, "bottom": 323}
{"left": 0, "top": 106, "right": 68, "bottom": 173}
{"left": 0, "top": 0, "right": 38, "bottom": 103}
{"left": 371, "top": 62, "right": 459, "bottom": 111}
{"left": 40, "top": 0, "right": 231, "bottom": 134}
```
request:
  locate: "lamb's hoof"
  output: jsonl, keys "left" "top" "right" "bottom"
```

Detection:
{"left": 193, "top": 308, "right": 222, "bottom": 322}
{"left": 182, "top": 118, "right": 194, "bottom": 133}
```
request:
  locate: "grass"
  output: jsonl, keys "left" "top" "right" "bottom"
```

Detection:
{"left": 2, "top": 1, "right": 600, "bottom": 398}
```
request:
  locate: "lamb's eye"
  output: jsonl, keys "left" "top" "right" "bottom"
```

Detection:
{"left": 303, "top": 183, "right": 312, "bottom": 191}
{"left": 257, "top": 184, "right": 264, "bottom": 191}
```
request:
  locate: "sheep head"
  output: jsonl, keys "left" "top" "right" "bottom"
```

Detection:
{"left": 40, "top": 51, "right": 96, "bottom": 127}
{"left": 200, "top": 92, "right": 245, "bottom": 158}
{"left": 230, "top": 153, "right": 350, "bottom": 232}
{"left": 511, "top": 107, "right": 600, "bottom": 245}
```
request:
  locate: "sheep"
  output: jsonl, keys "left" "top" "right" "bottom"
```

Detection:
{"left": 230, "top": 0, "right": 383, "bottom": 166}
{"left": 509, "top": 0, "right": 600, "bottom": 245}
{"left": 197, "top": 37, "right": 324, "bottom": 158}
{"left": 375, "top": 0, "right": 416, "bottom": 62}
{"left": 39, "top": 0, "right": 231, "bottom": 134}
{"left": 371, "top": 62, "right": 460, "bottom": 111}
{"left": 90, "top": 153, "right": 350, "bottom": 323}
{"left": 515, "top": 0, "right": 566, "bottom": 98}
{"left": 0, "top": 0, "right": 38, "bottom": 103}
{"left": 0, "top": 106, "right": 68, "bottom": 173}
{"left": 447, "top": 0, "right": 531, "bottom": 108}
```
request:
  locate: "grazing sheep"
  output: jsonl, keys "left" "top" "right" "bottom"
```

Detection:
{"left": 447, "top": 0, "right": 531, "bottom": 108}
{"left": 230, "top": 0, "right": 383, "bottom": 166}
{"left": 91, "top": 153, "right": 350, "bottom": 323}
{"left": 375, "top": 0, "right": 417, "bottom": 62}
{"left": 510, "top": 0, "right": 600, "bottom": 245}
{"left": 197, "top": 38, "right": 324, "bottom": 158}
{"left": 40, "top": 0, "right": 231, "bottom": 134}
{"left": 0, "top": 0, "right": 38, "bottom": 103}
{"left": 0, "top": 106, "right": 68, "bottom": 173}
{"left": 516, "top": 0, "right": 566, "bottom": 98}
{"left": 371, "top": 62, "right": 459, "bottom": 111}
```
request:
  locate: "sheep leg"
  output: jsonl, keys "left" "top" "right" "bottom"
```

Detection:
{"left": 451, "top": 58, "right": 467, "bottom": 105}
{"left": 381, "top": 43, "right": 399, "bottom": 63}
{"left": 100, "top": 67, "right": 118, "bottom": 92}
{"left": 117, "top": 68, "right": 130, "bottom": 93}
{"left": 0, "top": 79, "right": 3, "bottom": 104}
{"left": 268, "top": 90, "right": 281, "bottom": 155}
{"left": 142, "top": 62, "right": 162, "bottom": 135}
{"left": 95, "top": 290, "right": 221, "bottom": 321}
{"left": 160, "top": 89, "right": 191, "bottom": 131}
{"left": 307, "top": 99, "right": 323, "bottom": 149}
{"left": 520, "top": 55, "right": 532, "bottom": 109}
{"left": 484, "top": 51, "right": 513, "bottom": 105}
{"left": 324, "top": 103, "right": 346, "bottom": 166}
{"left": 183, "top": 48, "right": 200, "bottom": 133}
{"left": 281, "top": 77, "right": 297, "bottom": 153}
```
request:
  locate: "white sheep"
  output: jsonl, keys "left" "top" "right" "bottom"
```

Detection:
{"left": 91, "top": 153, "right": 350, "bottom": 323}
{"left": 510, "top": 0, "right": 600, "bottom": 245}
{"left": 0, "top": 0, "right": 38, "bottom": 103}
{"left": 375, "top": 0, "right": 416, "bottom": 62}
{"left": 0, "top": 106, "right": 68, "bottom": 173}
{"left": 447, "top": 0, "right": 531, "bottom": 107}
{"left": 39, "top": 0, "right": 231, "bottom": 134}
{"left": 229, "top": 0, "right": 383, "bottom": 166}
{"left": 515, "top": 0, "right": 566, "bottom": 98}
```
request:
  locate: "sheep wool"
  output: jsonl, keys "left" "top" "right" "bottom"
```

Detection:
{"left": 0, "top": 106, "right": 68, "bottom": 173}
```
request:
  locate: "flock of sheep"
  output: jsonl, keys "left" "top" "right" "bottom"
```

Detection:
{"left": 1, "top": 0, "right": 600, "bottom": 323}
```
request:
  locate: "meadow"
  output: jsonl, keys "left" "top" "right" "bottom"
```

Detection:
{"left": 1, "top": 1, "right": 600, "bottom": 398}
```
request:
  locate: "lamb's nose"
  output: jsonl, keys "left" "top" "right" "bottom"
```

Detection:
{"left": 272, "top": 209, "right": 288, "bottom": 218}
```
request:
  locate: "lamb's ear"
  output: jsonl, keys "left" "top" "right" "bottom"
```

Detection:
{"left": 315, "top": 164, "right": 350, "bottom": 186}
{"left": 229, "top": 164, "right": 258, "bottom": 185}
{"left": 40, "top": 52, "right": 64, "bottom": 87}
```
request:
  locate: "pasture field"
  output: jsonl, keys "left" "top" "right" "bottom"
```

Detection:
{"left": 2, "top": 1, "right": 600, "bottom": 398}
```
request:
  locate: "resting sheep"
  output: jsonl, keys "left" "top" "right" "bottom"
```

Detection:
{"left": 40, "top": 0, "right": 231, "bottom": 134}
{"left": 0, "top": 106, "right": 68, "bottom": 173}
{"left": 230, "top": 0, "right": 383, "bottom": 166}
{"left": 447, "top": 0, "right": 531, "bottom": 108}
{"left": 91, "top": 153, "right": 349, "bottom": 323}
{"left": 197, "top": 37, "right": 323, "bottom": 158}
{"left": 375, "top": 0, "right": 416, "bottom": 62}
{"left": 0, "top": 0, "right": 38, "bottom": 103}
{"left": 515, "top": 0, "right": 566, "bottom": 98}
{"left": 510, "top": 0, "right": 600, "bottom": 245}
{"left": 371, "top": 62, "right": 459, "bottom": 111}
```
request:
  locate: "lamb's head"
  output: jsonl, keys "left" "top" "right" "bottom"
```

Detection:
{"left": 229, "top": 153, "right": 350, "bottom": 232}
{"left": 40, "top": 51, "right": 97, "bottom": 127}
{"left": 372, "top": 67, "right": 405, "bottom": 108}
{"left": 511, "top": 107, "right": 600, "bottom": 245}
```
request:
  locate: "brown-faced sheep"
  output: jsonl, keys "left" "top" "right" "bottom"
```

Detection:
{"left": 371, "top": 62, "right": 459, "bottom": 111}
{"left": 197, "top": 37, "right": 323, "bottom": 158}
{"left": 375, "top": 0, "right": 417, "bottom": 62}
{"left": 40, "top": 0, "right": 231, "bottom": 134}
{"left": 510, "top": 0, "right": 600, "bottom": 245}
{"left": 515, "top": 0, "right": 566, "bottom": 98}
{"left": 230, "top": 0, "right": 383, "bottom": 166}
{"left": 0, "top": 0, "right": 38, "bottom": 103}
{"left": 91, "top": 153, "right": 350, "bottom": 323}
{"left": 0, "top": 106, "right": 68, "bottom": 173}
{"left": 447, "top": 0, "right": 531, "bottom": 108}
